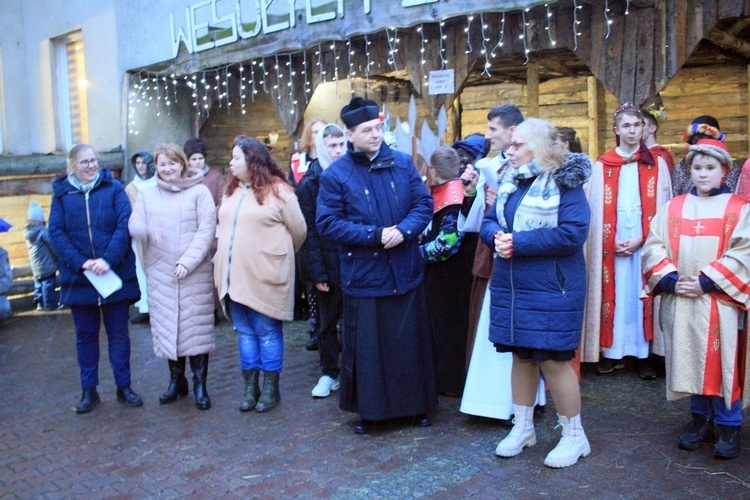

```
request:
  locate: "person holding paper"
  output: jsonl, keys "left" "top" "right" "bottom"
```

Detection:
{"left": 129, "top": 144, "right": 217, "bottom": 410}
{"left": 49, "top": 144, "right": 143, "bottom": 414}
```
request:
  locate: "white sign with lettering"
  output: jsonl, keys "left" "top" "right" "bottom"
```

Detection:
{"left": 428, "top": 69, "right": 454, "bottom": 95}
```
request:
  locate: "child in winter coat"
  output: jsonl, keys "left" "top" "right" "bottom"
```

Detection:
{"left": 24, "top": 200, "right": 59, "bottom": 310}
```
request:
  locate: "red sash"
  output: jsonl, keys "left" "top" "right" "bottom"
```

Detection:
{"left": 431, "top": 179, "right": 465, "bottom": 214}
{"left": 649, "top": 145, "right": 675, "bottom": 173}
{"left": 598, "top": 148, "right": 659, "bottom": 348}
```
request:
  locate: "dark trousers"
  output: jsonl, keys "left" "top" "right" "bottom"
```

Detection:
{"left": 33, "top": 274, "right": 57, "bottom": 309}
{"left": 316, "top": 284, "right": 342, "bottom": 379}
{"left": 71, "top": 302, "right": 132, "bottom": 389}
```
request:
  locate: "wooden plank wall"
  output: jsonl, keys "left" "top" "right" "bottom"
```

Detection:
{"left": 459, "top": 62, "right": 749, "bottom": 166}
{"left": 459, "top": 76, "right": 593, "bottom": 152}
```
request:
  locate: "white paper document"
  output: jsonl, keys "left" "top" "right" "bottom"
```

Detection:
{"left": 83, "top": 269, "right": 122, "bottom": 298}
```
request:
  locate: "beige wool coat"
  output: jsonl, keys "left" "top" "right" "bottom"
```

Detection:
{"left": 214, "top": 181, "right": 306, "bottom": 322}
{"left": 129, "top": 172, "right": 217, "bottom": 360}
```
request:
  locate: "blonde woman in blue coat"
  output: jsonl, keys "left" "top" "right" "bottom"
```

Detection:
{"left": 481, "top": 118, "right": 591, "bottom": 468}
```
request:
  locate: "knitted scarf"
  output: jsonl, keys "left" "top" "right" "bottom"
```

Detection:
{"left": 495, "top": 161, "right": 559, "bottom": 233}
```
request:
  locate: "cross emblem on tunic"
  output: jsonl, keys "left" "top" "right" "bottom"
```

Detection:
{"left": 606, "top": 168, "right": 614, "bottom": 178}
{"left": 694, "top": 220, "right": 704, "bottom": 234}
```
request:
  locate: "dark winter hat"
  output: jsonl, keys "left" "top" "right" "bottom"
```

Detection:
{"left": 452, "top": 134, "right": 486, "bottom": 161}
{"left": 27, "top": 200, "right": 45, "bottom": 222}
{"left": 183, "top": 138, "right": 207, "bottom": 159}
{"left": 341, "top": 97, "right": 379, "bottom": 129}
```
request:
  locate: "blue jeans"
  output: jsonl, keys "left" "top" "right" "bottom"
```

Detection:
{"left": 71, "top": 303, "right": 132, "bottom": 389}
{"left": 229, "top": 299, "right": 283, "bottom": 373}
{"left": 34, "top": 274, "right": 57, "bottom": 309}
{"left": 690, "top": 395, "right": 743, "bottom": 427}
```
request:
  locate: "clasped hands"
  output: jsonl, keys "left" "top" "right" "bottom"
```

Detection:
{"left": 494, "top": 231, "right": 513, "bottom": 259}
{"left": 381, "top": 226, "right": 404, "bottom": 249}
{"left": 82, "top": 258, "right": 110, "bottom": 275}
{"left": 615, "top": 236, "right": 643, "bottom": 257}
{"left": 674, "top": 275, "right": 705, "bottom": 298}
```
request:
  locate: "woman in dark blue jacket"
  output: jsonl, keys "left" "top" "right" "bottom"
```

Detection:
{"left": 49, "top": 144, "right": 142, "bottom": 414}
{"left": 481, "top": 119, "right": 591, "bottom": 468}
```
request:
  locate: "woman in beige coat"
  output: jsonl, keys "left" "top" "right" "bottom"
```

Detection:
{"left": 129, "top": 143, "right": 217, "bottom": 410}
{"left": 215, "top": 135, "right": 306, "bottom": 413}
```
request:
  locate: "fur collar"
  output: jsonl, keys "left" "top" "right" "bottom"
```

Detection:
{"left": 552, "top": 153, "right": 592, "bottom": 189}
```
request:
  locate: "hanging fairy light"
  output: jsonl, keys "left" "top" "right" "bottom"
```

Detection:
{"left": 386, "top": 27, "right": 399, "bottom": 71}
{"left": 438, "top": 21, "right": 448, "bottom": 69}
{"left": 625, "top": 0, "right": 630, "bottom": 15}
{"left": 417, "top": 24, "right": 428, "bottom": 90}
{"left": 317, "top": 43, "right": 326, "bottom": 84}
{"left": 480, "top": 13, "right": 491, "bottom": 76}
{"left": 171, "top": 73, "right": 178, "bottom": 106}
{"left": 573, "top": 0, "right": 583, "bottom": 51}
{"left": 288, "top": 53, "right": 296, "bottom": 116}
{"left": 274, "top": 55, "right": 281, "bottom": 102}
{"left": 224, "top": 66, "right": 231, "bottom": 112}
{"left": 465, "top": 15, "right": 473, "bottom": 54}
{"left": 214, "top": 71, "right": 222, "bottom": 108}
{"left": 332, "top": 40, "right": 339, "bottom": 82}
{"left": 492, "top": 12, "right": 506, "bottom": 58}
{"left": 202, "top": 71, "right": 209, "bottom": 113}
{"left": 604, "top": 0, "right": 613, "bottom": 39}
{"left": 347, "top": 39, "right": 354, "bottom": 93}
{"left": 163, "top": 75, "right": 171, "bottom": 115}
{"left": 302, "top": 50, "right": 311, "bottom": 102}
{"left": 521, "top": 8, "right": 530, "bottom": 65}
{"left": 251, "top": 60, "right": 259, "bottom": 101}
{"left": 364, "top": 34, "right": 372, "bottom": 90}
{"left": 545, "top": 4, "right": 556, "bottom": 46}
{"left": 261, "top": 57, "right": 269, "bottom": 93}
{"left": 239, "top": 64, "right": 247, "bottom": 114}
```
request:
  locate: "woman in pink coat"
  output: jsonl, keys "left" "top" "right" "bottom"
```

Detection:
{"left": 129, "top": 143, "right": 217, "bottom": 410}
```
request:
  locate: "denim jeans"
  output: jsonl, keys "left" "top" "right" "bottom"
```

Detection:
{"left": 229, "top": 299, "right": 284, "bottom": 373}
{"left": 71, "top": 302, "right": 132, "bottom": 389}
{"left": 690, "top": 395, "right": 743, "bottom": 427}
{"left": 33, "top": 274, "right": 57, "bottom": 309}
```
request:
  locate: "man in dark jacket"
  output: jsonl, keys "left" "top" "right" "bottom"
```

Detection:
{"left": 317, "top": 96, "right": 437, "bottom": 434}
{"left": 297, "top": 123, "right": 346, "bottom": 398}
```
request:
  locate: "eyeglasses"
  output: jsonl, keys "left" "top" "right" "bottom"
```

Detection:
{"left": 78, "top": 158, "right": 98, "bottom": 167}
{"left": 508, "top": 142, "right": 526, "bottom": 150}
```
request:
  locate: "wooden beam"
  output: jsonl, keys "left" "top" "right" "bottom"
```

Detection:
{"left": 706, "top": 27, "right": 750, "bottom": 58}
{"left": 587, "top": 76, "right": 599, "bottom": 160}
{"left": 527, "top": 62, "right": 539, "bottom": 118}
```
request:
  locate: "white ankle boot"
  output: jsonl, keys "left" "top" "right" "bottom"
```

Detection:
{"left": 495, "top": 404, "right": 537, "bottom": 457}
{"left": 544, "top": 414, "right": 591, "bottom": 468}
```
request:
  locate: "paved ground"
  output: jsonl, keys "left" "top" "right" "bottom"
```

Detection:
{"left": 0, "top": 309, "right": 749, "bottom": 498}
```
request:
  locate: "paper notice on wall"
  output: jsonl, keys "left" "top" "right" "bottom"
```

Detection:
{"left": 428, "top": 70, "right": 454, "bottom": 95}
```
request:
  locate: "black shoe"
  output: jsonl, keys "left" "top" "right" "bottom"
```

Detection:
{"left": 597, "top": 357, "right": 625, "bottom": 375}
{"left": 239, "top": 369, "right": 261, "bottom": 412}
{"left": 679, "top": 414, "right": 713, "bottom": 450}
{"left": 354, "top": 419, "right": 371, "bottom": 434}
{"left": 190, "top": 354, "right": 211, "bottom": 410}
{"left": 129, "top": 312, "right": 150, "bottom": 324}
{"left": 415, "top": 414, "right": 432, "bottom": 428}
{"left": 638, "top": 358, "right": 657, "bottom": 380}
{"left": 159, "top": 357, "right": 189, "bottom": 404}
{"left": 714, "top": 424, "right": 742, "bottom": 459}
{"left": 255, "top": 371, "right": 280, "bottom": 412}
{"left": 75, "top": 388, "right": 101, "bottom": 414}
{"left": 116, "top": 386, "right": 144, "bottom": 407}
{"left": 306, "top": 336, "right": 319, "bottom": 351}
